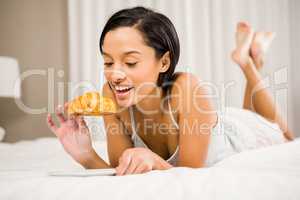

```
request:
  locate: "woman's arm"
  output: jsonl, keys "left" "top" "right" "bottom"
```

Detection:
{"left": 102, "top": 82, "right": 172, "bottom": 175}
{"left": 115, "top": 147, "right": 173, "bottom": 175}
{"left": 115, "top": 73, "right": 217, "bottom": 174}
{"left": 102, "top": 82, "right": 134, "bottom": 167}
{"left": 80, "top": 150, "right": 111, "bottom": 169}
{"left": 173, "top": 73, "right": 218, "bottom": 168}
{"left": 47, "top": 104, "right": 111, "bottom": 169}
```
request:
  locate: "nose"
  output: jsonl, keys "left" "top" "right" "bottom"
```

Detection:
{"left": 110, "top": 68, "right": 126, "bottom": 84}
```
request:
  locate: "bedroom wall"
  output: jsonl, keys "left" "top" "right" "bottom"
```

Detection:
{"left": 290, "top": 0, "right": 300, "bottom": 137}
{"left": 0, "top": 0, "right": 68, "bottom": 142}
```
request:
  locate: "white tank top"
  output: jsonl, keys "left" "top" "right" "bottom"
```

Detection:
{"left": 129, "top": 100, "right": 286, "bottom": 167}
{"left": 129, "top": 97, "right": 179, "bottom": 166}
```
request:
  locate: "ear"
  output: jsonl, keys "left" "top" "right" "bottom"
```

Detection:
{"left": 159, "top": 51, "right": 171, "bottom": 73}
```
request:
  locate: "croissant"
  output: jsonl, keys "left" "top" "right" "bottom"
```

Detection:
{"left": 67, "top": 91, "right": 117, "bottom": 116}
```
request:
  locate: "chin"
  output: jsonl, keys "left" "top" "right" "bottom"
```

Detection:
{"left": 115, "top": 96, "right": 135, "bottom": 108}
{"left": 117, "top": 100, "right": 132, "bottom": 108}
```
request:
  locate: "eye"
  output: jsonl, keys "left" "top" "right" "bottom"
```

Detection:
{"left": 126, "top": 62, "right": 137, "bottom": 67}
{"left": 104, "top": 62, "right": 113, "bottom": 67}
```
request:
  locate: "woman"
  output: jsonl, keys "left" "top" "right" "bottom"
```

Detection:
{"left": 47, "top": 7, "right": 294, "bottom": 176}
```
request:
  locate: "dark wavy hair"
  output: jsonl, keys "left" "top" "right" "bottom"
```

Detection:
{"left": 99, "top": 6, "right": 180, "bottom": 96}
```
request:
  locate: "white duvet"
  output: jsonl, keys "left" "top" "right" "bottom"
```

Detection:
{"left": 0, "top": 137, "right": 300, "bottom": 200}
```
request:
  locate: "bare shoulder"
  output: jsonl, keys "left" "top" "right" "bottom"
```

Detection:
{"left": 168, "top": 72, "right": 202, "bottom": 108}
{"left": 170, "top": 73, "right": 217, "bottom": 168}
{"left": 170, "top": 72, "right": 201, "bottom": 94}
{"left": 173, "top": 71, "right": 199, "bottom": 83}
{"left": 169, "top": 72, "right": 216, "bottom": 118}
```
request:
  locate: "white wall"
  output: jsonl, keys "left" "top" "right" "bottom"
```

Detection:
{"left": 290, "top": 0, "right": 300, "bottom": 136}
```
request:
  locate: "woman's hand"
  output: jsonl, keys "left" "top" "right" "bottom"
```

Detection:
{"left": 46, "top": 103, "right": 95, "bottom": 165}
{"left": 116, "top": 147, "right": 158, "bottom": 176}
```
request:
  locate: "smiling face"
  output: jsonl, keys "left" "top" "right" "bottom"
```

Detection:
{"left": 102, "top": 27, "right": 168, "bottom": 108}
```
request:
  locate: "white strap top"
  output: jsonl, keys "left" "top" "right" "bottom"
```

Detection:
{"left": 129, "top": 97, "right": 179, "bottom": 166}
{"left": 129, "top": 102, "right": 287, "bottom": 167}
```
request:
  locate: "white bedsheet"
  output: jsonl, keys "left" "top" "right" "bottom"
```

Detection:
{"left": 0, "top": 137, "right": 300, "bottom": 200}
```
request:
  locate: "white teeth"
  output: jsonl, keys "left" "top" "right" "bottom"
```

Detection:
{"left": 115, "top": 85, "right": 132, "bottom": 91}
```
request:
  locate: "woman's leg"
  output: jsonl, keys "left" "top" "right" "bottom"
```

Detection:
{"left": 232, "top": 22, "right": 294, "bottom": 141}
{"left": 240, "top": 29, "right": 276, "bottom": 111}
{"left": 232, "top": 22, "right": 254, "bottom": 110}
{"left": 243, "top": 81, "right": 253, "bottom": 110}
{"left": 250, "top": 31, "right": 276, "bottom": 70}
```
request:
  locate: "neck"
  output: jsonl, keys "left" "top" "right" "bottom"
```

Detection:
{"left": 134, "top": 87, "right": 166, "bottom": 116}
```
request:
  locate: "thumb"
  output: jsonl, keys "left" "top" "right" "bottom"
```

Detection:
{"left": 116, "top": 154, "right": 132, "bottom": 176}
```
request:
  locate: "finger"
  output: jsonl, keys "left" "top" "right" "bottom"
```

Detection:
{"left": 47, "top": 113, "right": 58, "bottom": 134}
{"left": 115, "top": 166, "right": 122, "bottom": 176}
{"left": 133, "top": 164, "right": 148, "bottom": 174}
{"left": 76, "top": 116, "right": 88, "bottom": 134}
{"left": 116, "top": 157, "right": 123, "bottom": 175}
{"left": 64, "top": 102, "right": 69, "bottom": 111}
{"left": 64, "top": 102, "right": 70, "bottom": 116}
{"left": 124, "top": 158, "right": 138, "bottom": 175}
{"left": 116, "top": 157, "right": 128, "bottom": 176}
{"left": 55, "top": 105, "right": 66, "bottom": 123}
{"left": 134, "top": 164, "right": 152, "bottom": 174}
{"left": 67, "top": 114, "right": 78, "bottom": 127}
{"left": 117, "top": 154, "right": 132, "bottom": 176}
{"left": 78, "top": 116, "right": 87, "bottom": 127}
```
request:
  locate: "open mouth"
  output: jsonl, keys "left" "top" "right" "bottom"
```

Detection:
{"left": 114, "top": 85, "right": 134, "bottom": 98}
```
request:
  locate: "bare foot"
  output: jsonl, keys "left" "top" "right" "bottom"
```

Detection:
{"left": 250, "top": 32, "right": 276, "bottom": 70}
{"left": 231, "top": 22, "right": 254, "bottom": 70}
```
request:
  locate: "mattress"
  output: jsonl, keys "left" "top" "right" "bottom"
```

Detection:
{"left": 0, "top": 137, "right": 300, "bottom": 200}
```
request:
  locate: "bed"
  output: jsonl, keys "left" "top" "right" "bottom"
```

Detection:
{"left": 1, "top": 137, "right": 300, "bottom": 200}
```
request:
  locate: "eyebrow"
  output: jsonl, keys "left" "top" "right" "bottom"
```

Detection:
{"left": 102, "top": 50, "right": 141, "bottom": 57}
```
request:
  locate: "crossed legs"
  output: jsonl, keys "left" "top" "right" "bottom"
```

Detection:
{"left": 231, "top": 22, "right": 294, "bottom": 141}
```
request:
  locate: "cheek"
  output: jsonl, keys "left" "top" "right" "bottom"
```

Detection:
{"left": 131, "top": 64, "right": 161, "bottom": 95}
{"left": 103, "top": 68, "right": 112, "bottom": 78}
{"left": 136, "top": 62, "right": 160, "bottom": 82}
